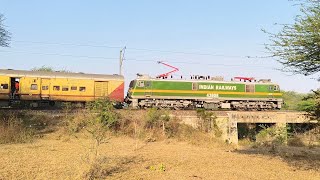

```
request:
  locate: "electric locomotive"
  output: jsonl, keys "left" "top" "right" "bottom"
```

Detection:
{"left": 125, "top": 74, "right": 283, "bottom": 110}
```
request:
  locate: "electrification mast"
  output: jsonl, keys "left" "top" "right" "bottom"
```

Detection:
{"left": 119, "top": 46, "right": 126, "bottom": 75}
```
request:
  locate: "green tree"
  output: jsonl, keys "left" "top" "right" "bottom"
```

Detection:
{"left": 31, "top": 66, "right": 55, "bottom": 72}
{"left": 0, "top": 14, "right": 10, "bottom": 47}
{"left": 264, "top": 0, "right": 320, "bottom": 77}
{"left": 85, "top": 99, "right": 120, "bottom": 157}
{"left": 31, "top": 66, "right": 71, "bottom": 73}
{"left": 301, "top": 90, "right": 320, "bottom": 119}
{"left": 281, "top": 91, "right": 306, "bottom": 110}
{"left": 264, "top": 0, "right": 320, "bottom": 120}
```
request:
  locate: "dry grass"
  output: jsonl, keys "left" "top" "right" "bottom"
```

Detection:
{"left": 0, "top": 109, "right": 319, "bottom": 179}
{"left": 0, "top": 110, "right": 63, "bottom": 144}
{"left": 0, "top": 118, "right": 35, "bottom": 144}
{"left": 0, "top": 134, "right": 319, "bottom": 180}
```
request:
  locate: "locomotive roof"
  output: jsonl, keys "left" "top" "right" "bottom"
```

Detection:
{"left": 0, "top": 69, "right": 124, "bottom": 81}
{"left": 135, "top": 77, "right": 278, "bottom": 85}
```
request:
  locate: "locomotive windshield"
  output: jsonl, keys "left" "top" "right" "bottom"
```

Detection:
{"left": 129, "top": 80, "right": 136, "bottom": 88}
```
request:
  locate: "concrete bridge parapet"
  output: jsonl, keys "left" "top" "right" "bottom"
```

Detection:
{"left": 173, "top": 111, "right": 314, "bottom": 145}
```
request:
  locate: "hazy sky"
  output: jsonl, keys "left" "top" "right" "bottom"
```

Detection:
{"left": 0, "top": 0, "right": 319, "bottom": 92}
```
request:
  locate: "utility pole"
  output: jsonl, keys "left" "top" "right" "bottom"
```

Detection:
{"left": 119, "top": 46, "right": 126, "bottom": 75}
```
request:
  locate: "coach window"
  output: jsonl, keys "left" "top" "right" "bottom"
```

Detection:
{"left": 79, "top": 87, "right": 86, "bottom": 92}
{"left": 62, "top": 86, "right": 69, "bottom": 91}
{"left": 1, "top": 84, "right": 9, "bottom": 89}
{"left": 53, "top": 86, "right": 60, "bottom": 91}
{"left": 71, "top": 86, "right": 77, "bottom": 91}
{"left": 42, "top": 86, "right": 49, "bottom": 90}
{"left": 31, "top": 84, "right": 38, "bottom": 90}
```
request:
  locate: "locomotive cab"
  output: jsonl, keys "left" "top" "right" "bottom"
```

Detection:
{"left": 125, "top": 80, "right": 136, "bottom": 100}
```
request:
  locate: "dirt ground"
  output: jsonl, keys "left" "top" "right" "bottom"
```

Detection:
{"left": 0, "top": 133, "right": 319, "bottom": 180}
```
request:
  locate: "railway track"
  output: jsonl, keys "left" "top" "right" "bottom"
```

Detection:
{"left": 0, "top": 107, "right": 302, "bottom": 115}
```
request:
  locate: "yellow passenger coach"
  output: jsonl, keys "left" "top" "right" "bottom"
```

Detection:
{"left": 0, "top": 69, "right": 124, "bottom": 107}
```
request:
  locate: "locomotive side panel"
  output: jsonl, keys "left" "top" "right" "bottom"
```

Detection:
{"left": 130, "top": 79, "right": 282, "bottom": 99}
{"left": 128, "top": 79, "right": 283, "bottom": 110}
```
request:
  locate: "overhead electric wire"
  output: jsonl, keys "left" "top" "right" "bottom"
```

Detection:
{"left": 124, "top": 58, "right": 275, "bottom": 68}
{"left": 127, "top": 47, "right": 247, "bottom": 58}
{"left": 0, "top": 49, "right": 276, "bottom": 69}
{"left": 2, "top": 40, "right": 277, "bottom": 69}
{"left": 12, "top": 40, "right": 123, "bottom": 49}
{"left": 12, "top": 40, "right": 258, "bottom": 59}
{"left": 0, "top": 49, "right": 118, "bottom": 60}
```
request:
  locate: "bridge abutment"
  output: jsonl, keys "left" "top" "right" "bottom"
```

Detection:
{"left": 175, "top": 111, "right": 312, "bottom": 145}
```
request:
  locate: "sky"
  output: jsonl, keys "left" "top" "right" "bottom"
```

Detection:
{"left": 0, "top": 0, "right": 319, "bottom": 93}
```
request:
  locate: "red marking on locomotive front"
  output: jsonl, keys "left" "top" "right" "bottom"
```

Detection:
{"left": 109, "top": 83, "right": 124, "bottom": 102}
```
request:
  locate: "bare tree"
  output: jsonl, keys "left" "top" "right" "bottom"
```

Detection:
{"left": 0, "top": 14, "right": 10, "bottom": 47}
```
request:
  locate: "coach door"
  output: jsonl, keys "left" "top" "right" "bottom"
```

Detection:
{"left": 40, "top": 78, "right": 50, "bottom": 100}
{"left": 144, "top": 81, "right": 152, "bottom": 97}
{"left": 94, "top": 81, "right": 108, "bottom": 99}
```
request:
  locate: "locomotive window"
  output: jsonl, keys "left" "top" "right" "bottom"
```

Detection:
{"left": 274, "top": 85, "right": 279, "bottom": 91}
{"left": 245, "top": 85, "right": 255, "bottom": 93}
{"left": 31, "top": 84, "right": 38, "bottom": 90}
{"left": 53, "top": 86, "right": 60, "bottom": 91}
{"left": 192, "top": 83, "right": 198, "bottom": 90}
{"left": 269, "top": 86, "right": 273, "bottom": 91}
{"left": 0, "top": 84, "right": 8, "bottom": 89}
{"left": 129, "top": 81, "right": 135, "bottom": 88}
{"left": 42, "top": 86, "right": 49, "bottom": 90}
{"left": 79, "top": 87, "right": 86, "bottom": 92}
{"left": 71, "top": 86, "right": 77, "bottom": 91}
{"left": 145, "top": 81, "right": 151, "bottom": 87}
{"left": 62, "top": 86, "right": 69, "bottom": 91}
{"left": 137, "top": 81, "right": 144, "bottom": 87}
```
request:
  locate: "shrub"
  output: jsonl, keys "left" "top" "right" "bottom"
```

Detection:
{"left": 144, "top": 108, "right": 173, "bottom": 140}
{"left": 145, "top": 108, "right": 169, "bottom": 129}
{"left": 64, "top": 110, "right": 90, "bottom": 134}
{"left": 164, "top": 117, "right": 181, "bottom": 138}
{"left": 255, "top": 124, "right": 288, "bottom": 148}
{"left": 0, "top": 114, "right": 35, "bottom": 144}
{"left": 85, "top": 99, "right": 120, "bottom": 157}
{"left": 86, "top": 99, "right": 120, "bottom": 130}
{"left": 196, "top": 109, "right": 221, "bottom": 137}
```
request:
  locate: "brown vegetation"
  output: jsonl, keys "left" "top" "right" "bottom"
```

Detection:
{"left": 0, "top": 107, "right": 319, "bottom": 179}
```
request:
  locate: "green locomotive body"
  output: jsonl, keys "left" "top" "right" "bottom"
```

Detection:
{"left": 126, "top": 75, "right": 283, "bottom": 110}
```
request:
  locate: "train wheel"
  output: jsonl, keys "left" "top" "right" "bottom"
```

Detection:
{"left": 49, "top": 101, "right": 55, "bottom": 107}
{"left": 174, "top": 106, "right": 181, "bottom": 110}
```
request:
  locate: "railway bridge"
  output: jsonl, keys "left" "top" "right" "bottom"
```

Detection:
{"left": 172, "top": 111, "right": 316, "bottom": 145}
